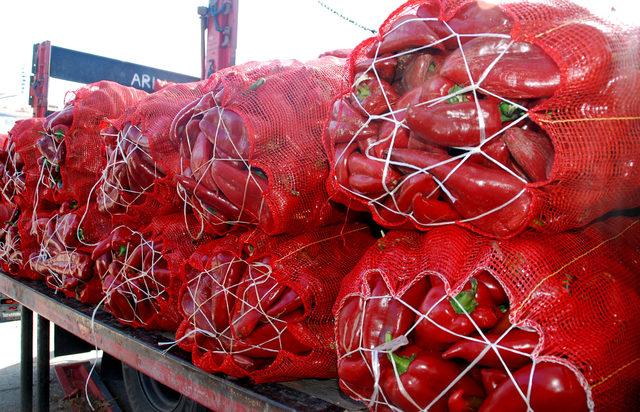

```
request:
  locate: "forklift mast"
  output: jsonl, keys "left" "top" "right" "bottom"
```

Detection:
{"left": 199, "top": 0, "right": 239, "bottom": 79}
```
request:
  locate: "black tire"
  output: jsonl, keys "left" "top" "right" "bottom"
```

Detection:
{"left": 121, "top": 363, "right": 208, "bottom": 412}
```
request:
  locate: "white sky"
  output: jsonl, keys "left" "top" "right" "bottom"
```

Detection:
{"left": 0, "top": 0, "right": 403, "bottom": 115}
{"left": 0, "top": 0, "right": 637, "bottom": 124}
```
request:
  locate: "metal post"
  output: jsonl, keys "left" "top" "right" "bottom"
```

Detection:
{"left": 37, "top": 315, "right": 50, "bottom": 412}
{"left": 20, "top": 306, "right": 33, "bottom": 412}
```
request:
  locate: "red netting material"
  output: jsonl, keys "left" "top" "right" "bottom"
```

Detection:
{"left": 324, "top": 0, "right": 640, "bottom": 238}
{"left": 334, "top": 216, "right": 640, "bottom": 411}
{"left": 175, "top": 224, "right": 375, "bottom": 382}
{"left": 170, "top": 58, "right": 349, "bottom": 238}
{"left": 7, "top": 118, "right": 45, "bottom": 279}
{"left": 96, "top": 82, "right": 208, "bottom": 228}
{"left": 38, "top": 81, "right": 147, "bottom": 209}
{"left": 94, "top": 214, "right": 207, "bottom": 331}
{"left": 27, "top": 203, "right": 109, "bottom": 304}
{"left": 0, "top": 133, "right": 24, "bottom": 275}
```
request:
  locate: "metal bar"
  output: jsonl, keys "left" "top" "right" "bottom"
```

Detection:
{"left": 37, "top": 315, "right": 50, "bottom": 412}
{"left": 0, "top": 273, "right": 363, "bottom": 412}
{"left": 20, "top": 305, "right": 33, "bottom": 412}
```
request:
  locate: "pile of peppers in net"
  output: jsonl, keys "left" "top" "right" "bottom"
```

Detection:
{"left": 326, "top": 1, "right": 557, "bottom": 237}
{"left": 334, "top": 215, "right": 640, "bottom": 412}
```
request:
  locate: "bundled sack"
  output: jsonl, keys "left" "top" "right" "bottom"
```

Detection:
{"left": 334, "top": 216, "right": 640, "bottom": 411}
{"left": 0, "top": 133, "right": 24, "bottom": 274}
{"left": 96, "top": 82, "right": 208, "bottom": 225}
{"left": 176, "top": 224, "right": 375, "bottom": 382}
{"left": 92, "top": 215, "right": 205, "bottom": 330}
{"left": 32, "top": 81, "right": 147, "bottom": 211}
{"left": 170, "top": 57, "right": 348, "bottom": 238}
{"left": 325, "top": 0, "right": 640, "bottom": 237}
{"left": 26, "top": 201, "right": 110, "bottom": 303}
{"left": 5, "top": 118, "right": 46, "bottom": 279}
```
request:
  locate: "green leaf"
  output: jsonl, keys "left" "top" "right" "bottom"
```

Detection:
{"left": 428, "top": 62, "right": 437, "bottom": 72}
{"left": 77, "top": 228, "right": 85, "bottom": 241}
{"left": 53, "top": 130, "right": 65, "bottom": 139}
{"left": 118, "top": 245, "right": 127, "bottom": 257}
{"left": 447, "top": 85, "right": 468, "bottom": 104}
{"left": 499, "top": 304, "right": 509, "bottom": 313}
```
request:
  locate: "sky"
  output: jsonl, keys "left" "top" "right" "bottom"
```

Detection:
{"left": 0, "top": 0, "right": 404, "bottom": 119}
{"left": 0, "top": 0, "right": 637, "bottom": 129}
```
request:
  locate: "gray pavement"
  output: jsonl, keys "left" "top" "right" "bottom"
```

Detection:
{"left": 0, "top": 319, "right": 98, "bottom": 411}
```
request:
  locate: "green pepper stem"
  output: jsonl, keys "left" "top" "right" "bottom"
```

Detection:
{"left": 450, "top": 278, "right": 479, "bottom": 315}
{"left": 384, "top": 332, "right": 415, "bottom": 375}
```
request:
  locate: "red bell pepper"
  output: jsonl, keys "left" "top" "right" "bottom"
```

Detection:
{"left": 176, "top": 174, "right": 241, "bottom": 222}
{"left": 479, "top": 362, "right": 588, "bottom": 412}
{"left": 355, "top": 57, "right": 398, "bottom": 83}
{"left": 475, "top": 271, "right": 508, "bottom": 305}
{"left": 371, "top": 14, "right": 443, "bottom": 57}
{"left": 407, "top": 99, "right": 502, "bottom": 147}
{"left": 210, "top": 161, "right": 268, "bottom": 221}
{"left": 327, "top": 98, "right": 379, "bottom": 144}
{"left": 381, "top": 338, "right": 484, "bottom": 412}
{"left": 392, "top": 173, "right": 438, "bottom": 214}
{"left": 231, "top": 260, "right": 304, "bottom": 339}
{"left": 353, "top": 77, "right": 399, "bottom": 116}
{"left": 503, "top": 127, "right": 554, "bottom": 182}
{"left": 480, "top": 368, "right": 508, "bottom": 394}
{"left": 441, "top": 37, "right": 560, "bottom": 99}
{"left": 389, "top": 149, "right": 533, "bottom": 236}
{"left": 332, "top": 143, "right": 358, "bottom": 188}
{"left": 414, "top": 278, "right": 500, "bottom": 350}
{"left": 347, "top": 152, "right": 401, "bottom": 196}
{"left": 199, "top": 108, "right": 250, "bottom": 160}
{"left": 448, "top": 388, "right": 484, "bottom": 412}
{"left": 336, "top": 295, "right": 376, "bottom": 399}
{"left": 416, "top": 2, "right": 512, "bottom": 50}
{"left": 470, "top": 136, "right": 510, "bottom": 168}
{"left": 413, "top": 196, "right": 461, "bottom": 223}
{"left": 442, "top": 329, "right": 539, "bottom": 369}
{"left": 397, "top": 53, "right": 441, "bottom": 93}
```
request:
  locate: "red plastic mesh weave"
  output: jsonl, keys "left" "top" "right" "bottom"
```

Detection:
{"left": 175, "top": 224, "right": 375, "bottom": 382}
{"left": 325, "top": 0, "right": 640, "bottom": 238}
{"left": 334, "top": 216, "right": 640, "bottom": 410}
{"left": 170, "top": 58, "right": 350, "bottom": 238}
{"left": 27, "top": 203, "right": 108, "bottom": 304}
{"left": 10, "top": 118, "right": 48, "bottom": 211}
{"left": 96, "top": 82, "right": 209, "bottom": 228}
{"left": 97, "top": 214, "right": 207, "bottom": 331}
{"left": 46, "top": 81, "right": 147, "bottom": 206}
{"left": 8, "top": 118, "right": 46, "bottom": 280}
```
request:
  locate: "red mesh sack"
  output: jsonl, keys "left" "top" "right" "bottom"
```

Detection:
{"left": 175, "top": 224, "right": 376, "bottom": 382}
{"left": 27, "top": 201, "right": 109, "bottom": 303}
{"left": 324, "top": 0, "right": 640, "bottom": 238}
{"left": 0, "top": 132, "right": 25, "bottom": 275}
{"left": 95, "top": 81, "right": 208, "bottom": 228}
{"left": 35, "top": 81, "right": 146, "bottom": 211}
{"left": 10, "top": 118, "right": 51, "bottom": 211}
{"left": 334, "top": 216, "right": 640, "bottom": 411}
{"left": 6, "top": 118, "right": 47, "bottom": 280}
{"left": 0, "top": 203, "right": 21, "bottom": 275}
{"left": 93, "top": 214, "right": 207, "bottom": 331}
{"left": 170, "top": 58, "right": 349, "bottom": 239}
